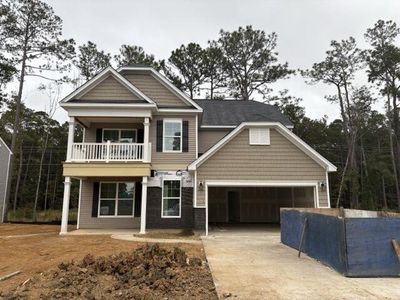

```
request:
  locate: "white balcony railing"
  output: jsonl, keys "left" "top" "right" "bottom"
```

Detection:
{"left": 69, "top": 142, "right": 151, "bottom": 162}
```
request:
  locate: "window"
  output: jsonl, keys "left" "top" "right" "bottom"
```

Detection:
{"left": 162, "top": 179, "right": 181, "bottom": 218}
{"left": 103, "top": 129, "right": 137, "bottom": 143}
{"left": 249, "top": 128, "right": 270, "bottom": 145}
{"left": 99, "top": 182, "right": 135, "bottom": 217}
{"left": 163, "top": 120, "right": 182, "bottom": 152}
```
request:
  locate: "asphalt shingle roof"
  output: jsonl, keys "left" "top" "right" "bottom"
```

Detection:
{"left": 194, "top": 99, "right": 293, "bottom": 127}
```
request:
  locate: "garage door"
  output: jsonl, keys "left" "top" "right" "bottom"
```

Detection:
{"left": 208, "top": 186, "right": 315, "bottom": 223}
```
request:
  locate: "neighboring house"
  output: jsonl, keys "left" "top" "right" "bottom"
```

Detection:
{"left": 0, "top": 137, "right": 12, "bottom": 223}
{"left": 59, "top": 65, "right": 336, "bottom": 235}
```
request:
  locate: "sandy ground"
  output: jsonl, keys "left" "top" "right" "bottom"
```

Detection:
{"left": 0, "top": 224, "right": 205, "bottom": 294}
{"left": 203, "top": 225, "right": 400, "bottom": 300}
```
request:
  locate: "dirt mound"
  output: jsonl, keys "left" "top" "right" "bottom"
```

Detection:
{"left": 1, "top": 244, "right": 217, "bottom": 300}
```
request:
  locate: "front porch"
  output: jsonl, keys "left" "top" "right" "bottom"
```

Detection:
{"left": 60, "top": 176, "right": 149, "bottom": 235}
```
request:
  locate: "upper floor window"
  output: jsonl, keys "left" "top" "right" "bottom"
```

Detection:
{"left": 163, "top": 119, "right": 182, "bottom": 152}
{"left": 103, "top": 129, "right": 137, "bottom": 143}
{"left": 249, "top": 128, "right": 270, "bottom": 145}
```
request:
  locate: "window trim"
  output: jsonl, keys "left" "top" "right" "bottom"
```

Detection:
{"left": 162, "top": 119, "right": 183, "bottom": 153}
{"left": 102, "top": 128, "right": 138, "bottom": 143}
{"left": 98, "top": 181, "right": 135, "bottom": 218}
{"left": 249, "top": 128, "right": 270, "bottom": 145}
{"left": 161, "top": 178, "right": 182, "bottom": 218}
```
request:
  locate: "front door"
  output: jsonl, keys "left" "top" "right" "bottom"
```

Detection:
{"left": 227, "top": 191, "right": 240, "bottom": 223}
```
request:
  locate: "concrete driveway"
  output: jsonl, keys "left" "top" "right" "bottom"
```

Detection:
{"left": 202, "top": 225, "right": 400, "bottom": 300}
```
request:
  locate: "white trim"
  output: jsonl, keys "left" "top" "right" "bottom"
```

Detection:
{"left": 161, "top": 178, "right": 182, "bottom": 218}
{"left": 98, "top": 182, "right": 135, "bottom": 217}
{"left": 200, "top": 125, "right": 237, "bottom": 129}
{"left": 76, "top": 179, "right": 82, "bottom": 229}
{"left": 195, "top": 115, "right": 199, "bottom": 159}
{"left": 65, "top": 107, "right": 153, "bottom": 118}
{"left": 193, "top": 171, "right": 198, "bottom": 207}
{"left": 162, "top": 118, "right": 183, "bottom": 153}
{"left": 326, "top": 171, "right": 331, "bottom": 208}
{"left": 60, "top": 67, "right": 155, "bottom": 104}
{"left": 204, "top": 180, "right": 320, "bottom": 235}
{"left": 188, "top": 122, "right": 337, "bottom": 172}
{"left": 61, "top": 102, "right": 156, "bottom": 108}
{"left": 0, "top": 137, "right": 12, "bottom": 154}
{"left": 1, "top": 151, "right": 11, "bottom": 223}
{"left": 157, "top": 108, "right": 202, "bottom": 113}
{"left": 140, "top": 177, "right": 148, "bottom": 234}
{"left": 205, "top": 183, "right": 209, "bottom": 236}
{"left": 102, "top": 128, "right": 138, "bottom": 143}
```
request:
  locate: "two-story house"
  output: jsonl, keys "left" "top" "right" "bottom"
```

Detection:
{"left": 59, "top": 66, "right": 336, "bottom": 235}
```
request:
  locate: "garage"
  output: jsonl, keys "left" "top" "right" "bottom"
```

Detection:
{"left": 207, "top": 184, "right": 316, "bottom": 224}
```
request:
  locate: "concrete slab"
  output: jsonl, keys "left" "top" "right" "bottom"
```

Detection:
{"left": 67, "top": 229, "right": 139, "bottom": 235}
{"left": 202, "top": 226, "right": 400, "bottom": 300}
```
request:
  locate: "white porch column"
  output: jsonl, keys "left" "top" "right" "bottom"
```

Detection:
{"left": 66, "top": 117, "right": 75, "bottom": 162}
{"left": 143, "top": 117, "right": 150, "bottom": 162}
{"left": 140, "top": 176, "right": 148, "bottom": 234}
{"left": 60, "top": 177, "right": 71, "bottom": 235}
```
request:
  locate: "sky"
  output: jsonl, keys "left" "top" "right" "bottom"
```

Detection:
{"left": 14, "top": 0, "right": 400, "bottom": 123}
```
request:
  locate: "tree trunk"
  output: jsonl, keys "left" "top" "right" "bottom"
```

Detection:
{"left": 44, "top": 149, "right": 52, "bottom": 211}
{"left": 51, "top": 171, "right": 58, "bottom": 208}
{"left": 382, "top": 176, "right": 388, "bottom": 209}
{"left": 3, "top": 17, "right": 30, "bottom": 222}
{"left": 12, "top": 145, "right": 23, "bottom": 212}
{"left": 32, "top": 133, "right": 49, "bottom": 222}
{"left": 387, "top": 92, "right": 400, "bottom": 209}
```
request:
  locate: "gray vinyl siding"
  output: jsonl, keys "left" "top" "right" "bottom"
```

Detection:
{"left": 0, "top": 139, "right": 11, "bottom": 222}
{"left": 78, "top": 179, "right": 140, "bottom": 229}
{"left": 150, "top": 114, "right": 197, "bottom": 169}
{"left": 80, "top": 76, "right": 140, "bottom": 101}
{"left": 124, "top": 74, "right": 189, "bottom": 107}
{"left": 198, "top": 129, "right": 231, "bottom": 154}
{"left": 196, "top": 128, "right": 328, "bottom": 207}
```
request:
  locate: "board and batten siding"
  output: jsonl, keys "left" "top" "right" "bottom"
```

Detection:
{"left": 78, "top": 179, "right": 140, "bottom": 229}
{"left": 124, "top": 74, "right": 189, "bottom": 107}
{"left": 196, "top": 128, "right": 329, "bottom": 207}
{"left": 150, "top": 114, "right": 197, "bottom": 169}
{"left": 198, "top": 129, "right": 231, "bottom": 154}
{"left": 80, "top": 76, "right": 140, "bottom": 101}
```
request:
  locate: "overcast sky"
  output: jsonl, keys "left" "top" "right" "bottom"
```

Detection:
{"left": 17, "top": 0, "right": 400, "bottom": 123}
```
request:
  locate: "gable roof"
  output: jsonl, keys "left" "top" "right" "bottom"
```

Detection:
{"left": 60, "top": 67, "right": 156, "bottom": 105}
{"left": 118, "top": 66, "right": 203, "bottom": 111}
{"left": 194, "top": 99, "right": 293, "bottom": 128}
{"left": 188, "top": 122, "right": 336, "bottom": 172}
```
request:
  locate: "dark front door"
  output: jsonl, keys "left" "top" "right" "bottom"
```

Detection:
{"left": 228, "top": 191, "right": 240, "bottom": 223}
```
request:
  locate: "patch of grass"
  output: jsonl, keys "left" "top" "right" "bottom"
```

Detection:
{"left": 7, "top": 208, "right": 77, "bottom": 223}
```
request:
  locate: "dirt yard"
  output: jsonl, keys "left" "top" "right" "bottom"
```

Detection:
{"left": 0, "top": 224, "right": 216, "bottom": 299}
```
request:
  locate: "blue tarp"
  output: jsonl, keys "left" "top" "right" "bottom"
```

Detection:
{"left": 280, "top": 209, "right": 400, "bottom": 277}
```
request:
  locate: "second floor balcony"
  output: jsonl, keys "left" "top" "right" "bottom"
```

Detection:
{"left": 70, "top": 141, "right": 152, "bottom": 162}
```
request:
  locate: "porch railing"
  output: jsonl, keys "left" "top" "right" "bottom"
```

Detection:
{"left": 69, "top": 142, "right": 151, "bottom": 162}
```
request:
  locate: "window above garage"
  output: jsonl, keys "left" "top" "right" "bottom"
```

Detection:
{"left": 249, "top": 128, "right": 270, "bottom": 145}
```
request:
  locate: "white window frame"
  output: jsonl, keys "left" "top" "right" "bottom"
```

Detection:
{"left": 102, "top": 128, "right": 138, "bottom": 143}
{"left": 249, "top": 128, "right": 270, "bottom": 145}
{"left": 161, "top": 178, "right": 182, "bottom": 218}
{"left": 98, "top": 182, "right": 135, "bottom": 218}
{"left": 162, "top": 119, "right": 183, "bottom": 153}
